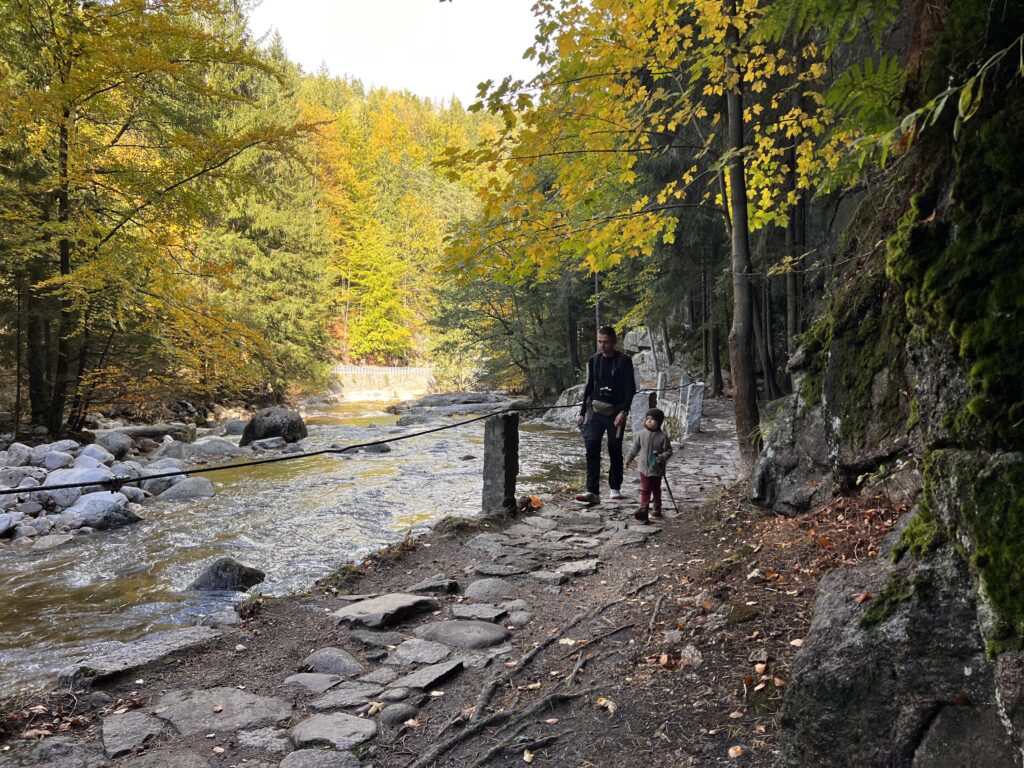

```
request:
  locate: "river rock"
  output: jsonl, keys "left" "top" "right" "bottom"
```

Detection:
{"left": 73, "top": 454, "right": 105, "bottom": 469}
{"left": 464, "top": 578, "right": 515, "bottom": 601}
{"left": 153, "top": 687, "right": 291, "bottom": 735}
{"left": 0, "top": 488, "right": 15, "bottom": 512}
{"left": 66, "top": 491, "right": 138, "bottom": 530}
{"left": 0, "top": 511, "right": 24, "bottom": 536}
{"left": 121, "top": 485, "right": 147, "bottom": 503}
{"left": 6, "top": 442, "right": 30, "bottom": 466}
{"left": 302, "top": 647, "right": 365, "bottom": 677}
{"left": 116, "top": 423, "right": 196, "bottom": 443}
{"left": 59, "top": 626, "right": 220, "bottom": 686}
{"left": 95, "top": 431, "right": 134, "bottom": 460}
{"left": 102, "top": 710, "right": 165, "bottom": 758}
{"left": 0, "top": 466, "right": 48, "bottom": 487}
{"left": 280, "top": 750, "right": 360, "bottom": 768}
{"left": 332, "top": 593, "right": 438, "bottom": 629}
{"left": 33, "top": 533, "right": 75, "bottom": 551}
{"left": 290, "top": 712, "right": 377, "bottom": 750}
{"left": 251, "top": 436, "right": 287, "bottom": 450}
{"left": 237, "top": 727, "right": 291, "bottom": 753}
{"left": 158, "top": 477, "right": 215, "bottom": 501}
{"left": 139, "top": 459, "right": 186, "bottom": 496}
{"left": 348, "top": 629, "right": 406, "bottom": 648}
{"left": 222, "top": 418, "right": 247, "bottom": 436}
{"left": 44, "top": 451, "right": 75, "bottom": 470}
{"left": 44, "top": 465, "right": 115, "bottom": 499}
{"left": 111, "top": 460, "right": 142, "bottom": 479}
{"left": 193, "top": 437, "right": 242, "bottom": 458}
{"left": 80, "top": 443, "right": 116, "bottom": 465}
{"left": 189, "top": 557, "right": 265, "bottom": 591}
{"left": 240, "top": 407, "right": 308, "bottom": 447}
{"left": 414, "top": 620, "right": 509, "bottom": 650}
{"left": 378, "top": 703, "right": 418, "bottom": 727}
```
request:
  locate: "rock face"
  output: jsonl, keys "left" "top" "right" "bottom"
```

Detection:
{"left": 189, "top": 557, "right": 266, "bottom": 591}
{"left": 778, "top": 540, "right": 1016, "bottom": 767}
{"left": 240, "top": 407, "right": 308, "bottom": 446}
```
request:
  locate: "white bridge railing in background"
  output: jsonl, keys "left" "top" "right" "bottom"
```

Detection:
{"left": 331, "top": 364, "right": 434, "bottom": 378}
{"left": 329, "top": 364, "right": 435, "bottom": 402}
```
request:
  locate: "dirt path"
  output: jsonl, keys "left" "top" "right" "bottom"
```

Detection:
{"left": 0, "top": 399, "right": 904, "bottom": 767}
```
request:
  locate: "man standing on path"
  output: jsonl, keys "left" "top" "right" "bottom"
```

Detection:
{"left": 575, "top": 326, "right": 636, "bottom": 504}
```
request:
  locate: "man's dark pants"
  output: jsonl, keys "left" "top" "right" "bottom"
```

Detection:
{"left": 583, "top": 411, "right": 623, "bottom": 496}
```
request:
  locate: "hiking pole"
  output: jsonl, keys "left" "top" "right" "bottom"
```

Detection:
{"left": 661, "top": 472, "right": 680, "bottom": 515}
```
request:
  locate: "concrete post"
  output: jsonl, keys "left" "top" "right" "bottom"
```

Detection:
{"left": 483, "top": 413, "right": 519, "bottom": 514}
{"left": 685, "top": 383, "right": 705, "bottom": 435}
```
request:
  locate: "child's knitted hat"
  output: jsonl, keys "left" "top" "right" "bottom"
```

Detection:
{"left": 644, "top": 407, "right": 665, "bottom": 427}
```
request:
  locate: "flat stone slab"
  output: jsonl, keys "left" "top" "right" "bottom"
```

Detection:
{"left": 467, "top": 533, "right": 510, "bottom": 554}
{"left": 522, "top": 516, "right": 560, "bottom": 531}
{"left": 280, "top": 750, "right": 360, "bottom": 768}
{"left": 473, "top": 561, "right": 534, "bottom": 577}
{"left": 504, "top": 524, "right": 540, "bottom": 537}
{"left": 387, "top": 659, "right": 464, "bottom": 690}
{"left": 238, "top": 727, "right": 292, "bottom": 753}
{"left": 290, "top": 712, "right": 377, "bottom": 750}
{"left": 152, "top": 687, "right": 291, "bottom": 735}
{"left": 529, "top": 571, "right": 568, "bottom": 586}
{"left": 102, "top": 711, "right": 165, "bottom": 758}
{"left": 556, "top": 559, "right": 600, "bottom": 576}
{"left": 359, "top": 667, "right": 399, "bottom": 685}
{"left": 465, "top": 578, "right": 515, "bottom": 602}
{"left": 541, "top": 530, "right": 573, "bottom": 541}
{"left": 0, "top": 736, "right": 107, "bottom": 768}
{"left": 452, "top": 603, "right": 507, "bottom": 622}
{"left": 58, "top": 627, "right": 220, "bottom": 686}
{"left": 564, "top": 537, "right": 602, "bottom": 549}
{"left": 302, "top": 647, "right": 365, "bottom": 677}
{"left": 406, "top": 574, "right": 459, "bottom": 593}
{"left": 602, "top": 530, "right": 649, "bottom": 547}
{"left": 332, "top": 593, "right": 437, "bottom": 628}
{"left": 123, "top": 750, "right": 209, "bottom": 767}
{"left": 385, "top": 638, "right": 451, "bottom": 665}
{"left": 309, "top": 682, "right": 384, "bottom": 711}
{"left": 283, "top": 673, "right": 343, "bottom": 694}
{"left": 349, "top": 629, "right": 405, "bottom": 648}
{"left": 415, "top": 620, "right": 510, "bottom": 650}
{"left": 564, "top": 522, "right": 606, "bottom": 535}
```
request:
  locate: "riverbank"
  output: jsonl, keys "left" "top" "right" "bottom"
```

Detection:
{"left": 0, "top": 398, "right": 904, "bottom": 766}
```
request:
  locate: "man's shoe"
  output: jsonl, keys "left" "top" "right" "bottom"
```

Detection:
{"left": 651, "top": 507, "right": 664, "bottom": 519}
{"left": 609, "top": 488, "right": 623, "bottom": 500}
{"left": 574, "top": 492, "right": 600, "bottom": 505}
{"left": 634, "top": 507, "right": 649, "bottom": 524}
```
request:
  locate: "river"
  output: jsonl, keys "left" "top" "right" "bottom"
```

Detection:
{"left": 0, "top": 402, "right": 583, "bottom": 697}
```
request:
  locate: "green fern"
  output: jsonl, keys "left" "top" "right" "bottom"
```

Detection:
{"left": 826, "top": 55, "right": 906, "bottom": 134}
{"left": 756, "top": 0, "right": 899, "bottom": 54}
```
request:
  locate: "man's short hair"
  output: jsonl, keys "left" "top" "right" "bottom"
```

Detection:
{"left": 598, "top": 325, "right": 617, "bottom": 339}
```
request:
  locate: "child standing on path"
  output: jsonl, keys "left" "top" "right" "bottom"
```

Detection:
{"left": 625, "top": 407, "right": 674, "bottom": 524}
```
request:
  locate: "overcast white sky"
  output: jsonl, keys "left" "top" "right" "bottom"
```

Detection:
{"left": 246, "top": 0, "right": 540, "bottom": 104}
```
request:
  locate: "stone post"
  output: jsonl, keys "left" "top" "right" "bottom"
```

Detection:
{"left": 685, "top": 383, "right": 705, "bottom": 435}
{"left": 483, "top": 413, "right": 518, "bottom": 514}
{"left": 656, "top": 372, "right": 668, "bottom": 402}
{"left": 630, "top": 392, "right": 657, "bottom": 435}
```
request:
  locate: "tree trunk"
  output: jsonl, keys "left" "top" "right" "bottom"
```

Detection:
{"left": 724, "top": 6, "right": 760, "bottom": 480}
{"left": 47, "top": 110, "right": 74, "bottom": 435}
{"left": 26, "top": 295, "right": 50, "bottom": 425}
{"left": 710, "top": 323, "right": 724, "bottom": 397}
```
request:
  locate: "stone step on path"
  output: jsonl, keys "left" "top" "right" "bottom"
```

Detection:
{"left": 0, "top": 497, "right": 667, "bottom": 768}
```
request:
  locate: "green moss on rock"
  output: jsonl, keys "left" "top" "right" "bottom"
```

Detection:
{"left": 860, "top": 571, "right": 914, "bottom": 628}
{"left": 891, "top": 510, "right": 943, "bottom": 562}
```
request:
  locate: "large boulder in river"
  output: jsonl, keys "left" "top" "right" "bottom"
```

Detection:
{"left": 190, "top": 557, "right": 265, "bottom": 592}
{"left": 95, "top": 431, "right": 134, "bottom": 460}
{"left": 239, "top": 407, "right": 307, "bottom": 447}
{"left": 64, "top": 491, "right": 140, "bottom": 530}
{"left": 158, "top": 477, "right": 215, "bottom": 501}
{"left": 116, "top": 423, "right": 196, "bottom": 444}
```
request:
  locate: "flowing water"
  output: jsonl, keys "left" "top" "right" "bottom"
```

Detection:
{"left": 0, "top": 402, "right": 583, "bottom": 696}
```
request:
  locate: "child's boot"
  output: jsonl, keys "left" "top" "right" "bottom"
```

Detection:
{"left": 651, "top": 506, "right": 663, "bottom": 519}
{"left": 634, "top": 506, "right": 649, "bottom": 524}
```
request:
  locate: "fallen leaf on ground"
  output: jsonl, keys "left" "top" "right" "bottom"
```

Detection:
{"left": 790, "top": 638, "right": 804, "bottom": 647}
{"left": 729, "top": 711, "right": 744, "bottom": 719}
{"left": 558, "top": 638, "right": 577, "bottom": 645}
{"left": 367, "top": 702, "right": 384, "bottom": 716}
{"left": 755, "top": 724, "right": 767, "bottom": 733}
{"left": 461, "top": 706, "right": 476, "bottom": 719}
{"left": 595, "top": 696, "right": 618, "bottom": 714}
{"left": 523, "top": 748, "right": 535, "bottom": 763}
{"left": 212, "top": 747, "right": 224, "bottom": 755}
{"left": 403, "top": 719, "right": 420, "bottom": 729}
{"left": 517, "top": 682, "right": 541, "bottom": 691}
{"left": 754, "top": 663, "right": 767, "bottom": 674}
{"left": 430, "top": 690, "right": 445, "bottom": 697}
{"left": 212, "top": 705, "right": 223, "bottom": 713}
{"left": 852, "top": 592, "right": 874, "bottom": 604}
{"left": 21, "top": 729, "right": 51, "bottom": 740}
{"left": 545, "top": 718, "right": 559, "bottom": 725}
{"left": 774, "top": 677, "right": 787, "bottom": 687}
{"left": 27, "top": 705, "right": 48, "bottom": 715}
{"left": 753, "top": 682, "right": 766, "bottom": 692}
{"left": 729, "top": 745, "right": 745, "bottom": 758}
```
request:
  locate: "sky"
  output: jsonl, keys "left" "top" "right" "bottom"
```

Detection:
{"left": 245, "top": 0, "right": 541, "bottom": 105}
